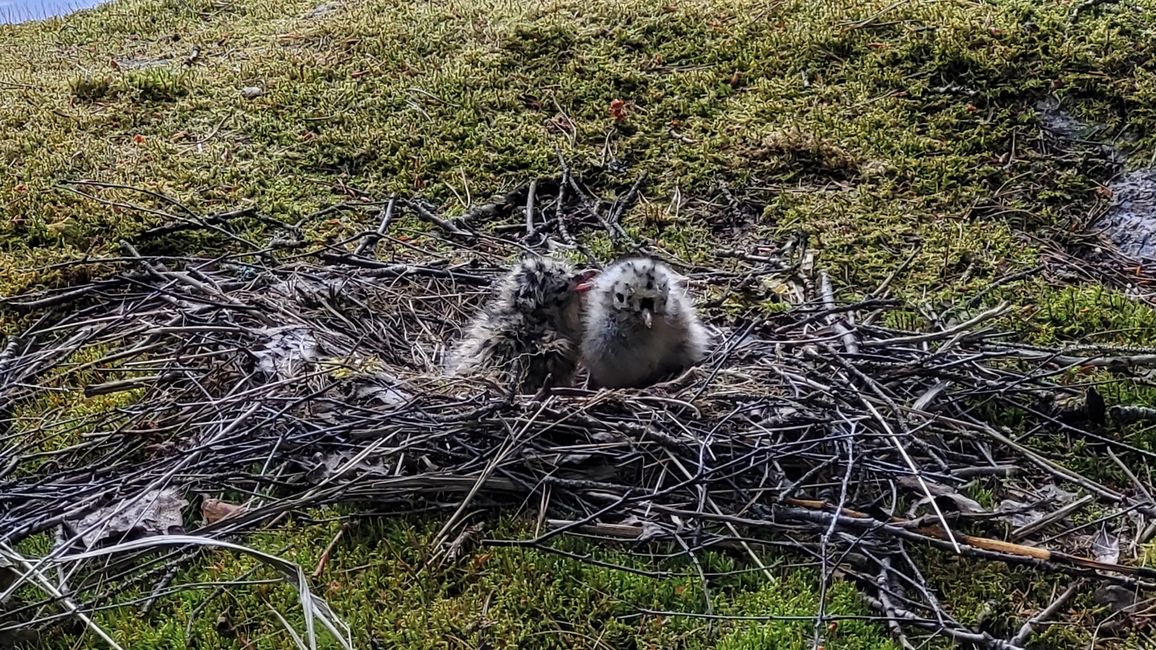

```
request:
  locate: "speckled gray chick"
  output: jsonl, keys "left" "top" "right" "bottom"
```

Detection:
{"left": 580, "top": 256, "right": 709, "bottom": 389}
{"left": 444, "top": 256, "right": 596, "bottom": 393}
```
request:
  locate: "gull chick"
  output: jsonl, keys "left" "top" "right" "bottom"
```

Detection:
{"left": 580, "top": 256, "right": 709, "bottom": 389}
{"left": 445, "top": 256, "right": 597, "bottom": 393}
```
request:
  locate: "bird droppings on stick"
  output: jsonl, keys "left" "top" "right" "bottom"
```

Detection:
{"left": 2, "top": 173, "right": 1156, "bottom": 649}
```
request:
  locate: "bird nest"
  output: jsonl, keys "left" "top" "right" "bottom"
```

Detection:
{"left": 3, "top": 177, "right": 1156, "bottom": 649}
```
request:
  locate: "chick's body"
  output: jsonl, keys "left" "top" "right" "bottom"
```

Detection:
{"left": 580, "top": 257, "right": 709, "bottom": 389}
{"left": 445, "top": 256, "right": 594, "bottom": 393}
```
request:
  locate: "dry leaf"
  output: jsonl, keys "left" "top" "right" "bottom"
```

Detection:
{"left": 202, "top": 498, "right": 247, "bottom": 525}
{"left": 59, "top": 488, "right": 186, "bottom": 551}
{"left": 1093, "top": 526, "right": 1120, "bottom": 565}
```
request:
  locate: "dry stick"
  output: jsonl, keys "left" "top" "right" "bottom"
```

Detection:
{"left": 963, "top": 264, "right": 1045, "bottom": 309}
{"left": 861, "top": 396, "right": 961, "bottom": 554}
{"left": 0, "top": 282, "right": 127, "bottom": 311}
{"left": 487, "top": 495, "right": 636, "bottom": 554}
{"left": 948, "top": 465, "right": 1019, "bottom": 478}
{"left": 957, "top": 415, "right": 1156, "bottom": 520}
{"left": 873, "top": 557, "right": 922, "bottom": 650}
{"left": 59, "top": 183, "right": 261, "bottom": 250}
{"left": 862, "top": 593, "right": 1025, "bottom": 650}
{"left": 312, "top": 522, "right": 351, "bottom": 579}
{"left": 539, "top": 520, "right": 808, "bottom": 575}
{"left": 140, "top": 206, "right": 258, "bottom": 238}
{"left": 692, "top": 500, "right": 1156, "bottom": 582}
{"left": 402, "top": 199, "right": 475, "bottom": 241}
{"left": 318, "top": 254, "right": 491, "bottom": 284}
{"left": 607, "top": 173, "right": 647, "bottom": 229}
{"left": 59, "top": 179, "right": 201, "bottom": 219}
{"left": 83, "top": 376, "right": 165, "bottom": 397}
{"left": 655, "top": 443, "right": 774, "bottom": 582}
{"left": 822, "top": 347, "right": 952, "bottom": 472}
{"left": 869, "top": 244, "right": 922, "bottom": 301}
{"left": 820, "top": 271, "right": 858, "bottom": 354}
{"left": 891, "top": 546, "right": 952, "bottom": 631}
{"left": 1009, "top": 580, "right": 1081, "bottom": 647}
{"left": 0, "top": 403, "right": 264, "bottom": 604}
{"left": 351, "top": 197, "right": 396, "bottom": 257}
{"left": 1008, "top": 494, "right": 1095, "bottom": 542}
{"left": 140, "top": 560, "right": 183, "bottom": 616}
{"left": 0, "top": 543, "right": 126, "bottom": 650}
{"left": 632, "top": 608, "right": 933, "bottom": 625}
{"left": 553, "top": 162, "right": 576, "bottom": 241}
{"left": 564, "top": 172, "right": 627, "bottom": 244}
{"left": 858, "top": 302, "right": 1011, "bottom": 348}
{"left": 991, "top": 348, "right": 1156, "bottom": 368}
{"left": 430, "top": 401, "right": 551, "bottom": 556}
{"left": 524, "top": 179, "right": 538, "bottom": 239}
{"left": 812, "top": 424, "right": 857, "bottom": 650}
{"left": 120, "top": 241, "right": 252, "bottom": 310}
{"left": 667, "top": 529, "right": 715, "bottom": 625}
{"left": 1106, "top": 448, "right": 1155, "bottom": 505}
{"left": 993, "top": 339, "right": 1156, "bottom": 356}
{"left": 775, "top": 298, "right": 900, "bottom": 334}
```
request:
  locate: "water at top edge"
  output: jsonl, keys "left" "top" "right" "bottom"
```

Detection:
{"left": 0, "top": 0, "right": 107, "bottom": 24}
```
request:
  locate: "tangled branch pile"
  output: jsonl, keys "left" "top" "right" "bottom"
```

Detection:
{"left": 2, "top": 177, "right": 1156, "bottom": 649}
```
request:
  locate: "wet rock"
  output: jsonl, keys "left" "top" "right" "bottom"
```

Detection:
{"left": 1101, "top": 169, "right": 1156, "bottom": 260}
{"left": 0, "top": 0, "right": 106, "bottom": 24}
{"left": 1037, "top": 98, "right": 1156, "bottom": 260}
{"left": 1036, "top": 98, "right": 1125, "bottom": 166}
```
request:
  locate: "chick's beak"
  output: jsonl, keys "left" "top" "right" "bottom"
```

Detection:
{"left": 573, "top": 269, "right": 598, "bottom": 293}
{"left": 641, "top": 309, "right": 653, "bottom": 328}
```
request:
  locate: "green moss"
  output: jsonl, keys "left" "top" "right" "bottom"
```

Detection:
{"left": 69, "top": 75, "right": 119, "bottom": 103}
{"left": 1030, "top": 283, "right": 1156, "bottom": 345}
{"left": 23, "top": 516, "right": 892, "bottom": 650}
{"left": 0, "top": 0, "right": 1152, "bottom": 306}
{"left": 124, "top": 68, "right": 192, "bottom": 103}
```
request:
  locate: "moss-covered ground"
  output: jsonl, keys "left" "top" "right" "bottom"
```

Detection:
{"left": 4, "top": 0, "right": 1156, "bottom": 647}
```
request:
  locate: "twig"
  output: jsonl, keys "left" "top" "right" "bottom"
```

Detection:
{"left": 858, "top": 302, "right": 1010, "bottom": 348}
{"left": 312, "top": 522, "right": 351, "bottom": 579}
{"left": 870, "top": 244, "right": 921, "bottom": 300}
{"left": 402, "top": 199, "right": 475, "bottom": 241}
{"left": 1008, "top": 495, "right": 1094, "bottom": 542}
{"left": 352, "top": 197, "right": 397, "bottom": 257}
{"left": 821, "top": 271, "right": 858, "bottom": 354}
{"left": 1009, "top": 581, "right": 1081, "bottom": 647}
{"left": 964, "top": 265, "right": 1044, "bottom": 309}
{"left": 524, "top": 179, "right": 538, "bottom": 239}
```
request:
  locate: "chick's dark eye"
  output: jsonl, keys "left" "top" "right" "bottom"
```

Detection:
{"left": 615, "top": 292, "right": 625, "bottom": 302}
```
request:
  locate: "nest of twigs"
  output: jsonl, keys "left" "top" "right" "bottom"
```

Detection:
{"left": 3, "top": 173, "right": 1156, "bottom": 649}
